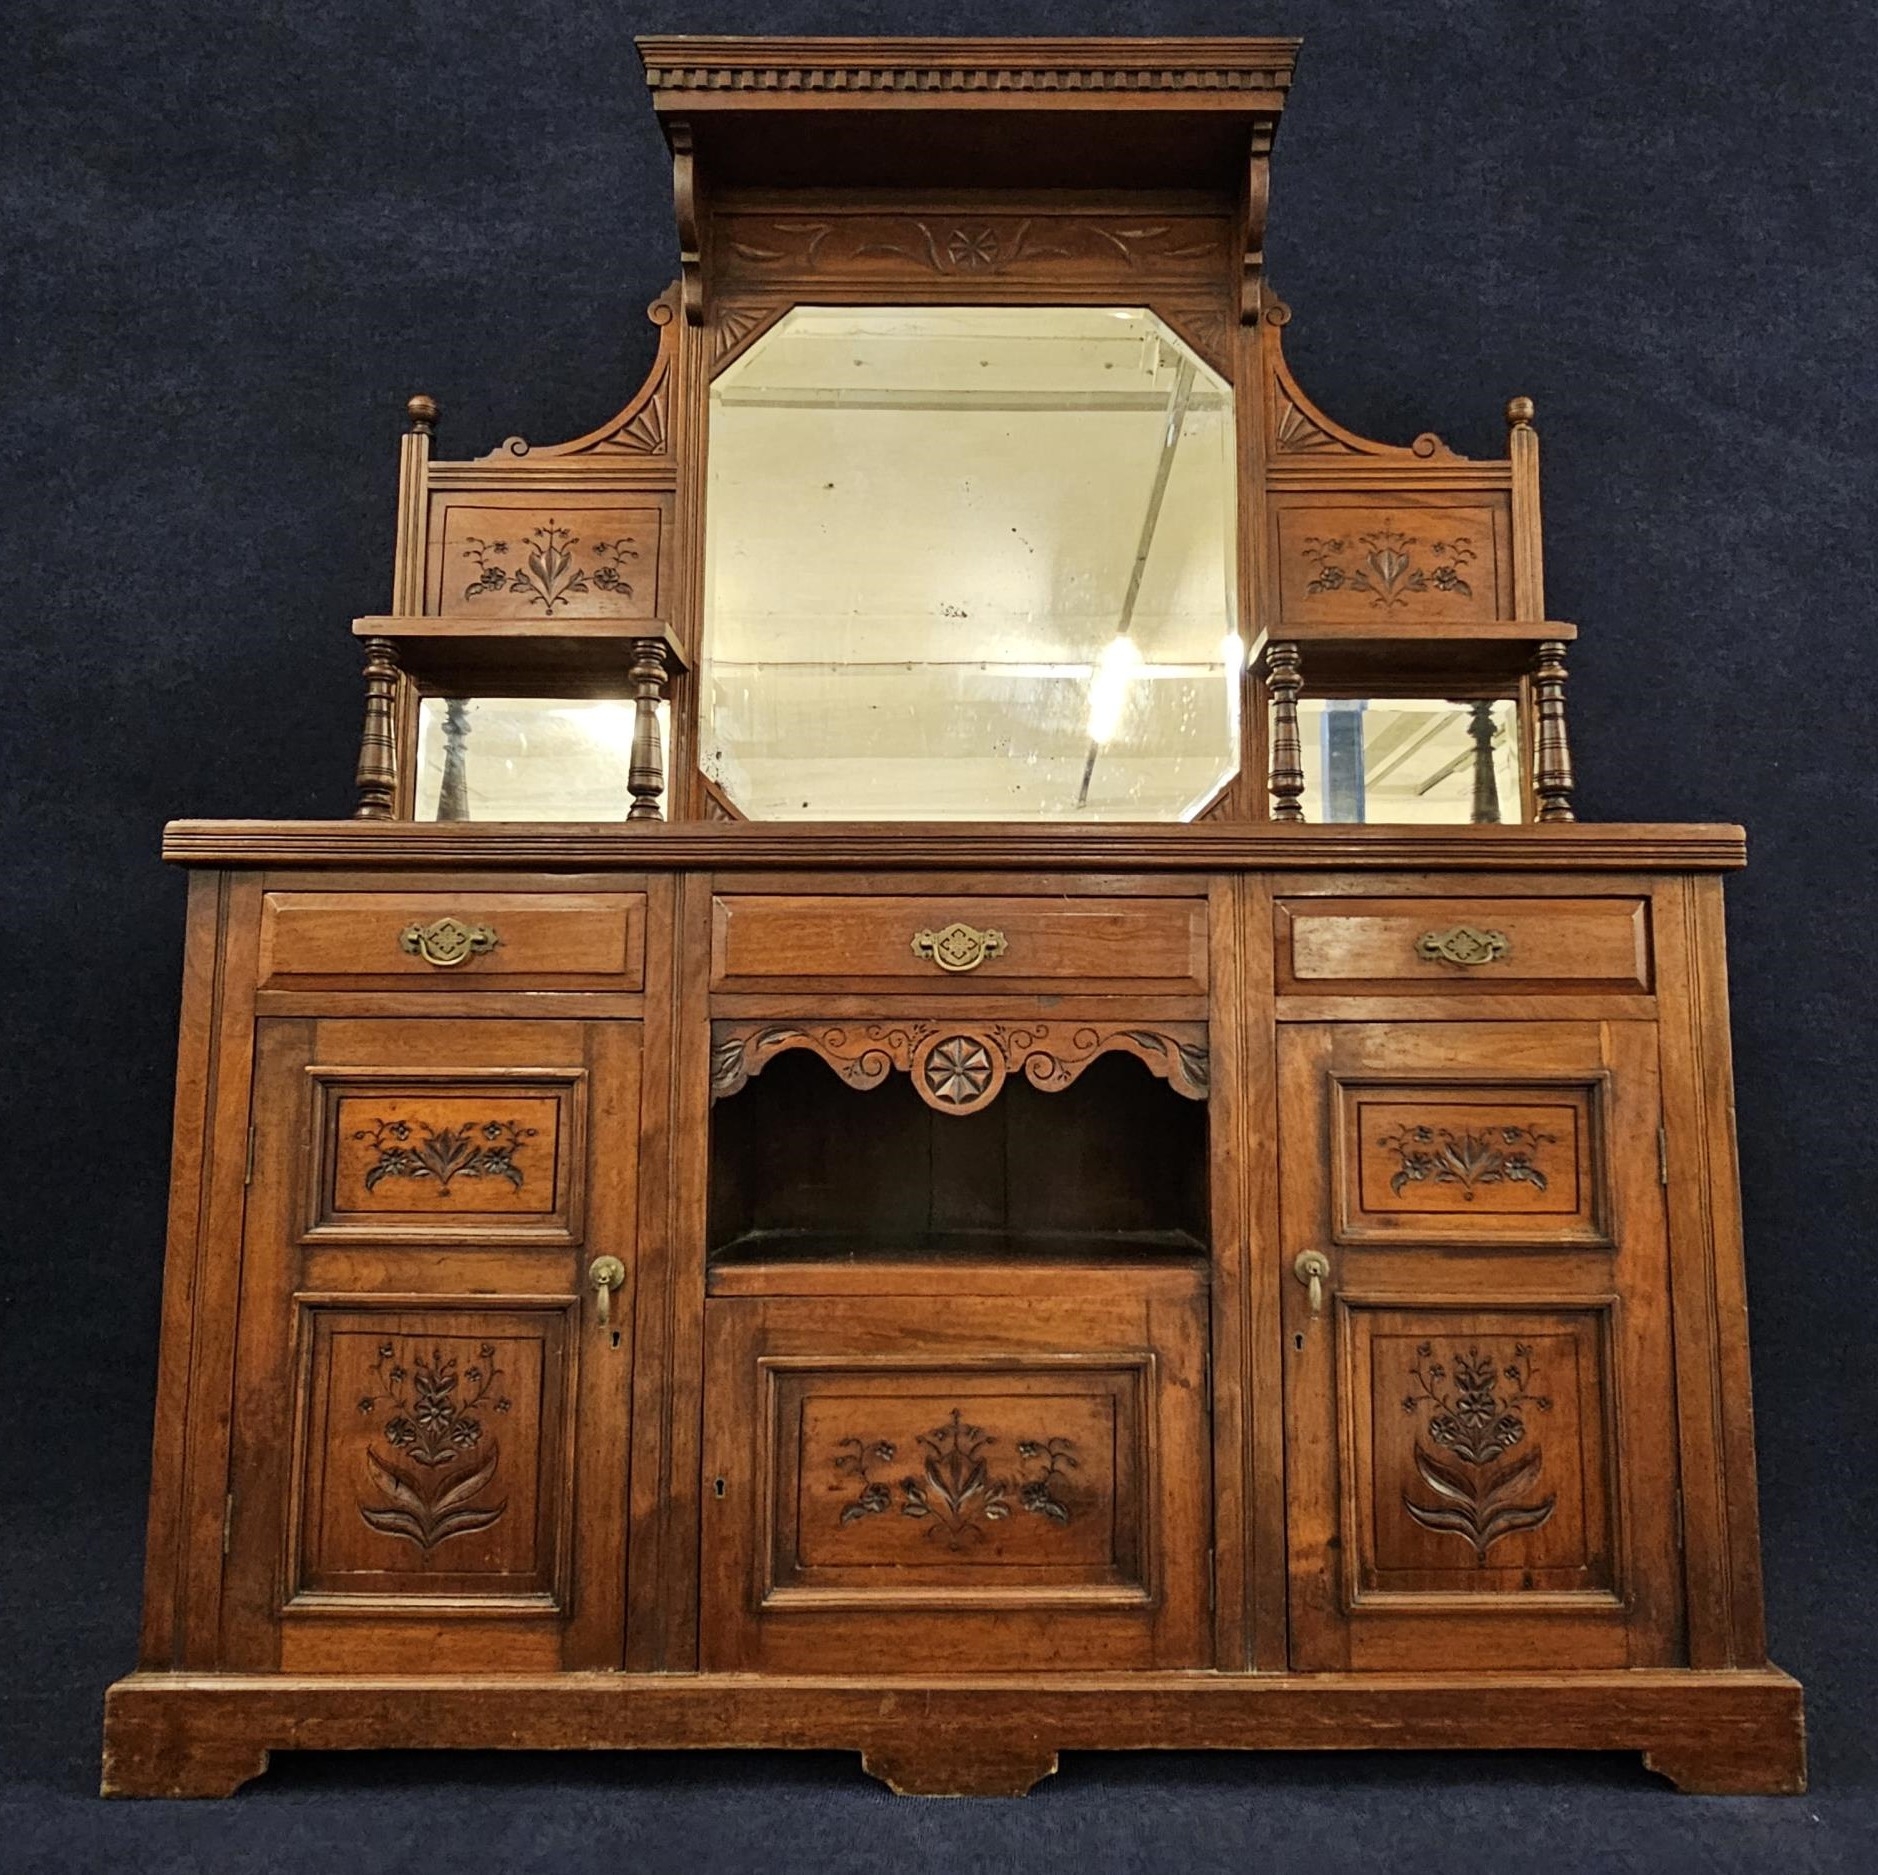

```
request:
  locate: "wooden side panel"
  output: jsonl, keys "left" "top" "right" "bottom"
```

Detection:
{"left": 423, "top": 492, "right": 672, "bottom": 619}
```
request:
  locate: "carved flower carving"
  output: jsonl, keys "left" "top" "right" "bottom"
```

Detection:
{"left": 922, "top": 1037, "right": 994, "bottom": 1107}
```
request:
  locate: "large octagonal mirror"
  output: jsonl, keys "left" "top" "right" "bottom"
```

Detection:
{"left": 701, "top": 305, "right": 1240, "bottom": 821}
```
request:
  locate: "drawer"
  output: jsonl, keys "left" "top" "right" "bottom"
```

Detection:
{"left": 1276, "top": 896, "right": 1651, "bottom": 995}
{"left": 258, "top": 891, "right": 645, "bottom": 989}
{"left": 710, "top": 894, "right": 1208, "bottom": 995}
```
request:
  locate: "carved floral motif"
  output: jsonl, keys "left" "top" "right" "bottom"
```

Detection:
{"left": 709, "top": 1020, "right": 1208, "bottom": 1109}
{"left": 460, "top": 522, "right": 639, "bottom": 611}
{"left": 354, "top": 1117, "right": 537, "bottom": 1196}
{"left": 1301, "top": 528, "right": 1476, "bottom": 606}
{"left": 834, "top": 1408, "right": 1077, "bottom": 1550}
{"left": 355, "top": 1341, "right": 511, "bottom": 1556}
{"left": 1377, "top": 1123, "right": 1555, "bottom": 1201}
{"left": 717, "top": 214, "right": 1226, "bottom": 282}
{"left": 1401, "top": 1343, "right": 1556, "bottom": 1561}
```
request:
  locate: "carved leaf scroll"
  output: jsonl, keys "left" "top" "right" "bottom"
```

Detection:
{"left": 709, "top": 1020, "right": 1208, "bottom": 1112}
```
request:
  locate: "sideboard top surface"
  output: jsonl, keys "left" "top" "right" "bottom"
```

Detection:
{"left": 161, "top": 819, "right": 1747, "bottom": 874}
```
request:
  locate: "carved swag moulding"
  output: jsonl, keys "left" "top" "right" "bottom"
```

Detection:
{"left": 708, "top": 1020, "right": 1209, "bottom": 1116}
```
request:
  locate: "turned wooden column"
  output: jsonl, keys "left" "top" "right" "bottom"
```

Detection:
{"left": 1467, "top": 698, "right": 1503, "bottom": 824}
{"left": 1533, "top": 638, "right": 1577, "bottom": 823}
{"left": 352, "top": 637, "right": 401, "bottom": 819}
{"left": 626, "top": 637, "right": 677, "bottom": 821}
{"left": 1265, "top": 640, "right": 1305, "bottom": 822}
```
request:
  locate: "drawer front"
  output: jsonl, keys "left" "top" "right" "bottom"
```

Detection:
{"left": 711, "top": 895, "right": 1208, "bottom": 995}
{"left": 1276, "top": 896, "right": 1651, "bottom": 995}
{"left": 259, "top": 892, "right": 645, "bottom": 989}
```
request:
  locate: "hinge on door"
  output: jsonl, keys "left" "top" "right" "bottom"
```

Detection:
{"left": 1658, "top": 1123, "right": 1669, "bottom": 1187}
{"left": 222, "top": 1492, "right": 236, "bottom": 1556}
{"left": 244, "top": 1125, "right": 256, "bottom": 1187}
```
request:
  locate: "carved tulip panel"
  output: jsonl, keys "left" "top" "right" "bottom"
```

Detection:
{"left": 291, "top": 1307, "right": 570, "bottom": 1606}
{"left": 428, "top": 498, "right": 665, "bottom": 616}
{"left": 315, "top": 1077, "right": 580, "bottom": 1239}
{"left": 1274, "top": 501, "right": 1508, "bottom": 625}
{"left": 1345, "top": 1307, "right": 1618, "bottom": 1605}
{"left": 1334, "top": 1080, "right": 1607, "bottom": 1244}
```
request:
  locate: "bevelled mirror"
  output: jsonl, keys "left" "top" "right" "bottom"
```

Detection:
{"left": 701, "top": 305, "right": 1240, "bottom": 821}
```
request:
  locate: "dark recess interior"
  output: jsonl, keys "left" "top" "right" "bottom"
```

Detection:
{"left": 708, "top": 1048, "right": 1210, "bottom": 1262}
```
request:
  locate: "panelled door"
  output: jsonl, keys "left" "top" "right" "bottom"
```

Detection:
{"left": 1280, "top": 1020, "right": 1683, "bottom": 1671}
{"left": 220, "top": 1016, "right": 640, "bottom": 1673}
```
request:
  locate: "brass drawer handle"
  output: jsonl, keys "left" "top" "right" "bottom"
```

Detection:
{"left": 399, "top": 917, "right": 499, "bottom": 968}
{"left": 911, "top": 922, "right": 1008, "bottom": 974}
{"left": 1415, "top": 926, "right": 1509, "bottom": 968}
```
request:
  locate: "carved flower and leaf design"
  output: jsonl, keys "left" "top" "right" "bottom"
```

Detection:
{"left": 1301, "top": 528, "right": 1476, "bottom": 606}
{"left": 1376, "top": 1122, "right": 1555, "bottom": 1201}
{"left": 461, "top": 522, "right": 639, "bottom": 611}
{"left": 834, "top": 1408, "right": 1078, "bottom": 1550}
{"left": 709, "top": 1020, "right": 1208, "bottom": 1109}
{"left": 1401, "top": 1342, "right": 1556, "bottom": 1562}
{"left": 720, "top": 215, "right": 1223, "bottom": 279}
{"left": 354, "top": 1117, "right": 538, "bottom": 1197}
{"left": 355, "top": 1341, "right": 512, "bottom": 1556}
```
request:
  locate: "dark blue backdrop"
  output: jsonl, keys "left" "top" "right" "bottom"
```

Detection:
{"left": 4, "top": 2, "right": 1874, "bottom": 1868}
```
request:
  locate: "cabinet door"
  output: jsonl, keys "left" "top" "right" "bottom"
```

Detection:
{"left": 700, "top": 1269, "right": 1211, "bottom": 1673}
{"left": 220, "top": 1017, "right": 639, "bottom": 1673}
{"left": 1280, "top": 1021, "right": 1682, "bottom": 1670}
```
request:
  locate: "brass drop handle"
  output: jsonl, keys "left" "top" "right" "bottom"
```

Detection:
{"left": 1294, "top": 1251, "right": 1331, "bottom": 1318}
{"left": 587, "top": 1255, "right": 626, "bottom": 1327}
{"left": 400, "top": 917, "right": 499, "bottom": 968}
{"left": 911, "top": 921, "right": 1008, "bottom": 974}
{"left": 1415, "top": 926, "right": 1509, "bottom": 967}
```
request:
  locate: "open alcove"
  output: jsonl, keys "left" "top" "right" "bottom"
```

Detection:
{"left": 707, "top": 1046, "right": 1209, "bottom": 1273}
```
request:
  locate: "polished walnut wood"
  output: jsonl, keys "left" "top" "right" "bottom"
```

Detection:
{"left": 108, "top": 31, "right": 1798, "bottom": 1802}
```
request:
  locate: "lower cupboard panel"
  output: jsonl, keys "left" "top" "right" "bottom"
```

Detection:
{"left": 699, "top": 1273, "right": 1211, "bottom": 1674}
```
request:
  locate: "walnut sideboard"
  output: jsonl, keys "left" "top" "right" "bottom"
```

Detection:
{"left": 101, "top": 35, "right": 1802, "bottom": 1798}
{"left": 100, "top": 821, "right": 1803, "bottom": 1796}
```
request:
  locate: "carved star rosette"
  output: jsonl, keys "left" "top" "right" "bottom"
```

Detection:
{"left": 909, "top": 1030, "right": 1006, "bottom": 1116}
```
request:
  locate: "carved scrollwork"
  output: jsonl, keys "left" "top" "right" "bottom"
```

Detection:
{"left": 709, "top": 1020, "right": 1208, "bottom": 1113}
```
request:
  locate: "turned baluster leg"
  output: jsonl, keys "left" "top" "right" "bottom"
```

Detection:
{"left": 1467, "top": 697, "right": 1502, "bottom": 824}
{"left": 436, "top": 697, "right": 471, "bottom": 821}
{"left": 1532, "top": 638, "right": 1576, "bottom": 823}
{"left": 353, "top": 636, "right": 401, "bottom": 820}
{"left": 1266, "top": 640, "right": 1306, "bottom": 822}
{"left": 626, "top": 637, "right": 675, "bottom": 821}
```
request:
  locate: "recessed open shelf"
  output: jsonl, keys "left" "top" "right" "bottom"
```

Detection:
{"left": 708, "top": 1047, "right": 1210, "bottom": 1271}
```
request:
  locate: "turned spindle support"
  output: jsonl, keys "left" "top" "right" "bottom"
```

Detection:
{"left": 1533, "top": 638, "right": 1577, "bottom": 823}
{"left": 1265, "top": 640, "right": 1306, "bottom": 822}
{"left": 1467, "top": 698, "right": 1503, "bottom": 824}
{"left": 626, "top": 637, "right": 677, "bottom": 821}
{"left": 352, "top": 636, "right": 401, "bottom": 820}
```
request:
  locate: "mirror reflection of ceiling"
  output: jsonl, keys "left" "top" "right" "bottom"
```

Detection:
{"left": 1295, "top": 697, "right": 1524, "bottom": 825}
{"left": 703, "top": 306, "right": 1240, "bottom": 821}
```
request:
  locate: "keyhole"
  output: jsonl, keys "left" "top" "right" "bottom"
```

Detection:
{"left": 610, "top": 1329, "right": 621, "bottom": 1350}
{"left": 1294, "top": 1332, "right": 1305, "bottom": 1351}
{"left": 713, "top": 1477, "right": 727, "bottom": 1499}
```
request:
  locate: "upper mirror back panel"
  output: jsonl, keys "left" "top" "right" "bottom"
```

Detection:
{"left": 702, "top": 305, "right": 1240, "bottom": 822}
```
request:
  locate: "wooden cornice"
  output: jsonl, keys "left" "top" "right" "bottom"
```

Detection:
{"left": 636, "top": 38, "right": 1300, "bottom": 107}
{"left": 162, "top": 821, "right": 1746, "bottom": 873}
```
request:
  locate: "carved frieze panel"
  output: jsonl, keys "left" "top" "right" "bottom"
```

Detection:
{"left": 1331, "top": 1078, "right": 1608, "bottom": 1246}
{"left": 710, "top": 1019, "right": 1209, "bottom": 1113}
{"left": 712, "top": 210, "right": 1233, "bottom": 295}
{"left": 309, "top": 1071, "right": 583, "bottom": 1243}
{"left": 1273, "top": 498, "right": 1511, "bottom": 625}
{"left": 290, "top": 1305, "right": 570, "bottom": 1606}
{"left": 765, "top": 1363, "right": 1146, "bottom": 1601}
{"left": 425, "top": 495, "right": 667, "bottom": 617}
{"left": 1341, "top": 1305, "right": 1619, "bottom": 1605}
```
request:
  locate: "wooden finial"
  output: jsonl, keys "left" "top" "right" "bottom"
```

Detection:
{"left": 1506, "top": 395, "right": 1536, "bottom": 430}
{"left": 405, "top": 394, "right": 439, "bottom": 434}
